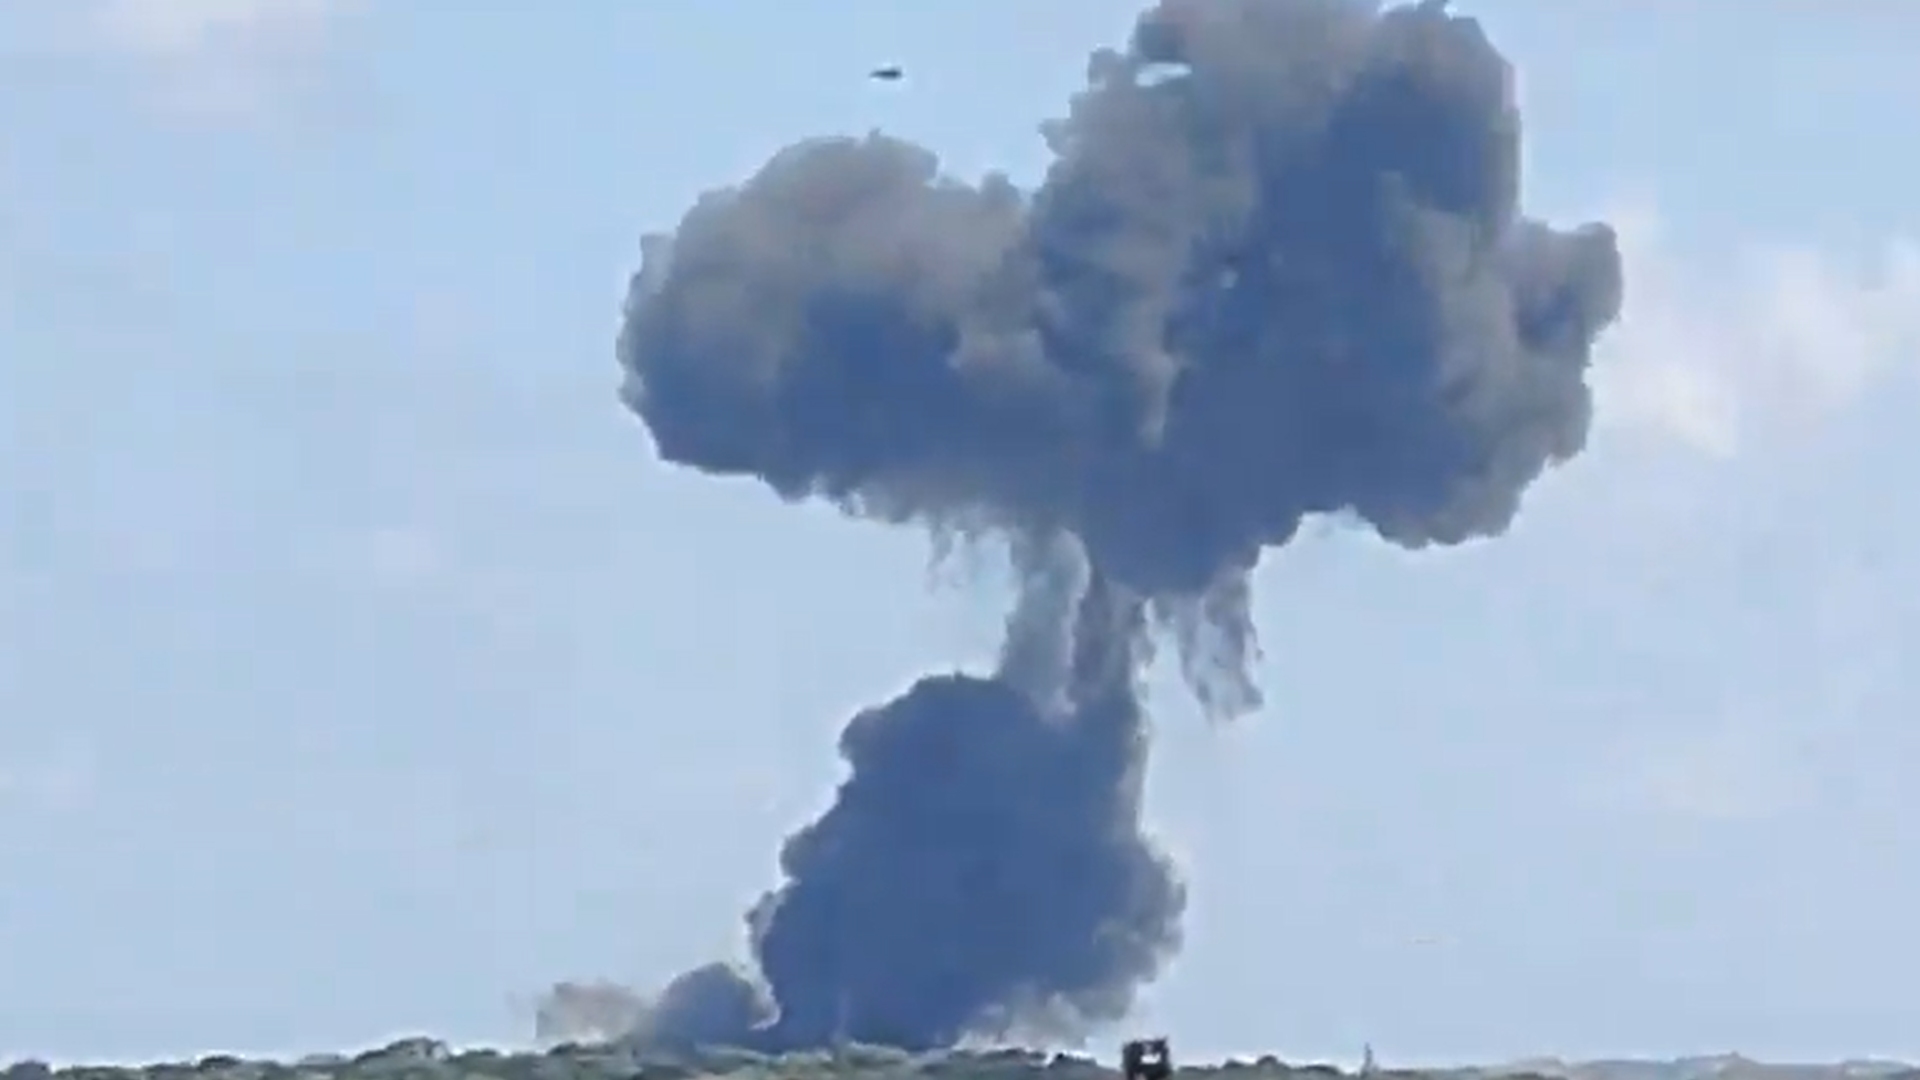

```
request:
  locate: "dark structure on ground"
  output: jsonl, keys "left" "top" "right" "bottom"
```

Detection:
{"left": 1125, "top": 1039, "right": 1174, "bottom": 1080}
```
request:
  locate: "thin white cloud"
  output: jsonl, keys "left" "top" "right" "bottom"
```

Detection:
{"left": 1565, "top": 552, "right": 1917, "bottom": 831}
{"left": 91, "top": 0, "right": 342, "bottom": 57}
{"left": 1591, "top": 203, "right": 1920, "bottom": 457}
{"left": 0, "top": 742, "right": 95, "bottom": 819}
{"left": 84, "top": 0, "right": 360, "bottom": 120}
{"left": 1562, "top": 199, "right": 1920, "bottom": 826}
{"left": 343, "top": 523, "right": 445, "bottom": 591}
{"left": 1574, "top": 720, "right": 1812, "bottom": 825}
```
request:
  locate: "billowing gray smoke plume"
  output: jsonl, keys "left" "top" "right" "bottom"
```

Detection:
{"left": 578, "top": 0, "right": 1623, "bottom": 1054}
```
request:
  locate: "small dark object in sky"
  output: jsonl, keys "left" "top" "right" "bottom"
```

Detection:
{"left": 1123, "top": 1038, "right": 1172, "bottom": 1080}
{"left": 869, "top": 65, "right": 903, "bottom": 80}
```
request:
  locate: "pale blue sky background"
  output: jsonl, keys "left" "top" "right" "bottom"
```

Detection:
{"left": 4, "top": 0, "right": 1920, "bottom": 1068}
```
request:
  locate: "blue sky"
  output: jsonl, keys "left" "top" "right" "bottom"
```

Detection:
{"left": 4, "top": 0, "right": 1920, "bottom": 1067}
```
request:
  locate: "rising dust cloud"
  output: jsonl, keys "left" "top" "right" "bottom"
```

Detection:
{"left": 542, "top": 0, "right": 1624, "bottom": 1053}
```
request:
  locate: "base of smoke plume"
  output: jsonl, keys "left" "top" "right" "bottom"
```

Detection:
{"left": 540, "top": 964, "right": 1118, "bottom": 1055}
{"left": 540, "top": 648, "right": 1179, "bottom": 1051}
{"left": 527, "top": 544, "right": 1183, "bottom": 1054}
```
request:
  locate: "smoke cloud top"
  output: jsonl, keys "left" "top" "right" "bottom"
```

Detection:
{"left": 571, "top": 0, "right": 1623, "bottom": 1054}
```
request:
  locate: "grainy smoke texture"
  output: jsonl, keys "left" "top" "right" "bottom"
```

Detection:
{"left": 535, "top": 981, "right": 650, "bottom": 1044}
{"left": 563, "top": 0, "right": 1623, "bottom": 1052}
